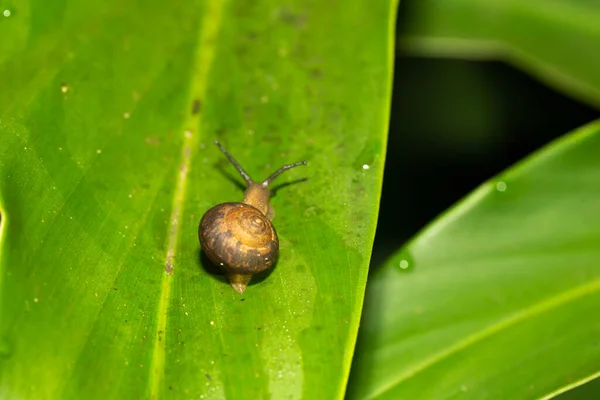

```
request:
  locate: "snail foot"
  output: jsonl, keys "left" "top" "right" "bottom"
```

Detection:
{"left": 227, "top": 273, "right": 252, "bottom": 294}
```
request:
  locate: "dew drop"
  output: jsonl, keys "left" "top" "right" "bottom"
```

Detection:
{"left": 3, "top": 9, "right": 11, "bottom": 17}
{"left": 395, "top": 249, "right": 415, "bottom": 273}
{"left": 362, "top": 164, "right": 370, "bottom": 170}
{"left": 496, "top": 181, "right": 507, "bottom": 192}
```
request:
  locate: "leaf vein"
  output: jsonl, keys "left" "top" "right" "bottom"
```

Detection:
{"left": 370, "top": 277, "right": 600, "bottom": 399}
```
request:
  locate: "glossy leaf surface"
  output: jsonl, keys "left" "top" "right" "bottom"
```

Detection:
{"left": 0, "top": 0, "right": 396, "bottom": 398}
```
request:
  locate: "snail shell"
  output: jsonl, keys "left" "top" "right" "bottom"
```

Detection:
{"left": 199, "top": 202, "right": 278, "bottom": 282}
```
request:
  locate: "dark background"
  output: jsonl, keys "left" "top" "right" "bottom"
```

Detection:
{"left": 370, "top": 2, "right": 600, "bottom": 268}
{"left": 371, "top": 56, "right": 600, "bottom": 268}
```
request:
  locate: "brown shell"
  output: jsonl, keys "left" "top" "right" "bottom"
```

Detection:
{"left": 198, "top": 202, "right": 279, "bottom": 275}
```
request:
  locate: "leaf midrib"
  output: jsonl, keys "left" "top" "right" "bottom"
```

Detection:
{"left": 148, "top": 0, "right": 226, "bottom": 397}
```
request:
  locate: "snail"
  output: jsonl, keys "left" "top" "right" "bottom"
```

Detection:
{"left": 198, "top": 141, "right": 307, "bottom": 293}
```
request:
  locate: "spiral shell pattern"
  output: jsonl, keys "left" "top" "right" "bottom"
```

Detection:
{"left": 199, "top": 202, "right": 278, "bottom": 275}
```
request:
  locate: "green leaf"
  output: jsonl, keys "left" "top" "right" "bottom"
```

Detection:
{"left": 400, "top": 0, "right": 600, "bottom": 107}
{"left": 555, "top": 375, "right": 600, "bottom": 399}
{"left": 0, "top": 0, "right": 396, "bottom": 398}
{"left": 349, "top": 120, "right": 600, "bottom": 399}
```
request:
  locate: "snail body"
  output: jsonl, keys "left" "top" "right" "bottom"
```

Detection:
{"left": 198, "top": 141, "right": 306, "bottom": 293}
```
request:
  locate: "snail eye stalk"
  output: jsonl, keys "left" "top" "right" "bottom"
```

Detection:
{"left": 214, "top": 140, "right": 254, "bottom": 186}
{"left": 262, "top": 161, "right": 308, "bottom": 187}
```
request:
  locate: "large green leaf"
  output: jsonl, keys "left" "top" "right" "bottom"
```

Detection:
{"left": 400, "top": 0, "right": 600, "bottom": 108}
{"left": 0, "top": 0, "right": 396, "bottom": 398}
{"left": 349, "top": 120, "right": 600, "bottom": 399}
